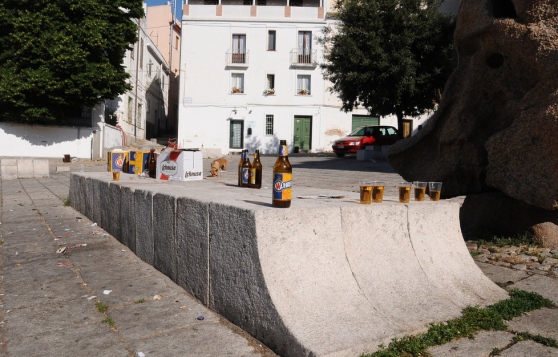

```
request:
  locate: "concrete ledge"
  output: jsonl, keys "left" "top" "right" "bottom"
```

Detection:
{"left": 0, "top": 159, "right": 50, "bottom": 179}
{"left": 69, "top": 172, "right": 508, "bottom": 356}
{"left": 0, "top": 159, "right": 17, "bottom": 180}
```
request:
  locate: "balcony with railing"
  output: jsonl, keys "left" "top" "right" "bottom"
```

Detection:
{"left": 290, "top": 49, "right": 317, "bottom": 67}
{"left": 183, "top": 0, "right": 325, "bottom": 21}
{"left": 226, "top": 50, "right": 249, "bottom": 66}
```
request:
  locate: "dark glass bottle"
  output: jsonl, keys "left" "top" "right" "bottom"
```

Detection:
{"left": 250, "top": 150, "right": 262, "bottom": 189}
{"left": 272, "top": 140, "right": 292, "bottom": 207}
{"left": 148, "top": 149, "right": 156, "bottom": 178}
{"left": 241, "top": 151, "right": 252, "bottom": 188}
{"left": 237, "top": 150, "right": 246, "bottom": 187}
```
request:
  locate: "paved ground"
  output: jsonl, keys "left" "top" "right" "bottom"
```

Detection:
{"left": 1, "top": 154, "right": 557, "bottom": 356}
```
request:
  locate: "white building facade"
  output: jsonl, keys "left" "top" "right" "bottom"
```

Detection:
{"left": 105, "top": 4, "right": 171, "bottom": 143}
{"left": 177, "top": 0, "right": 391, "bottom": 155}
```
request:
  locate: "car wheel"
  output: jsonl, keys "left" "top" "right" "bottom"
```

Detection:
{"left": 335, "top": 152, "right": 345, "bottom": 158}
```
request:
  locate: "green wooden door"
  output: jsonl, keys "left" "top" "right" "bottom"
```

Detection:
{"left": 351, "top": 115, "right": 379, "bottom": 131}
{"left": 229, "top": 120, "right": 244, "bottom": 149}
{"left": 293, "top": 116, "right": 312, "bottom": 151}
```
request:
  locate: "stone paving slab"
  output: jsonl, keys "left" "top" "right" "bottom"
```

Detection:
{"left": 129, "top": 322, "right": 264, "bottom": 357}
{"left": 512, "top": 274, "right": 558, "bottom": 305}
{"left": 475, "top": 262, "right": 530, "bottom": 286}
{"left": 429, "top": 331, "right": 515, "bottom": 357}
{"left": 499, "top": 340, "right": 558, "bottom": 357}
{"left": 5, "top": 317, "right": 129, "bottom": 357}
{"left": 507, "top": 308, "right": 558, "bottom": 341}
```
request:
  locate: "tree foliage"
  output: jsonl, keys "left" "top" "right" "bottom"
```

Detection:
{"left": 322, "top": 0, "right": 456, "bottom": 136}
{"left": 0, "top": 0, "right": 144, "bottom": 124}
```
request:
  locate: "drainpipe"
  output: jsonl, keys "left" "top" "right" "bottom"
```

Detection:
{"left": 134, "top": 19, "right": 141, "bottom": 142}
{"left": 169, "top": 17, "right": 173, "bottom": 134}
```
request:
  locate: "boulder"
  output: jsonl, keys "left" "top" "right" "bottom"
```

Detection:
{"left": 532, "top": 222, "right": 558, "bottom": 249}
{"left": 388, "top": 0, "right": 558, "bottom": 210}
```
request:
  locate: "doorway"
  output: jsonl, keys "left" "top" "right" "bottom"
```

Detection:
{"left": 402, "top": 119, "right": 413, "bottom": 138}
{"left": 229, "top": 120, "right": 244, "bottom": 149}
{"left": 293, "top": 116, "right": 312, "bottom": 151}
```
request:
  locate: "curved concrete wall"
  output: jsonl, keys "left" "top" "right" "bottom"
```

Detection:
{"left": 70, "top": 172, "right": 508, "bottom": 356}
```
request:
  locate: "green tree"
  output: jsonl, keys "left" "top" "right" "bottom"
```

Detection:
{"left": 0, "top": 0, "right": 144, "bottom": 124}
{"left": 322, "top": 0, "right": 456, "bottom": 137}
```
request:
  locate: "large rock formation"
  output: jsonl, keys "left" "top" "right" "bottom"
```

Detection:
{"left": 388, "top": 0, "right": 558, "bottom": 211}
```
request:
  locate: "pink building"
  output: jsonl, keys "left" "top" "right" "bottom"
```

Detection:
{"left": 147, "top": 4, "right": 182, "bottom": 136}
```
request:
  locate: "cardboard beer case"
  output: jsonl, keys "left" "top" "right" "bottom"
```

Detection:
{"left": 128, "top": 150, "right": 150, "bottom": 174}
{"left": 156, "top": 149, "right": 203, "bottom": 181}
{"left": 107, "top": 150, "right": 129, "bottom": 172}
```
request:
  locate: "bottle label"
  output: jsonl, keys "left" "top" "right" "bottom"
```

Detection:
{"left": 250, "top": 168, "right": 256, "bottom": 185}
{"left": 242, "top": 167, "right": 250, "bottom": 184}
{"left": 273, "top": 173, "right": 292, "bottom": 200}
{"left": 278, "top": 145, "right": 288, "bottom": 156}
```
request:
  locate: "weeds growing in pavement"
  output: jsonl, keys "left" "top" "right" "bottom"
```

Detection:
{"left": 135, "top": 298, "right": 146, "bottom": 304}
{"left": 95, "top": 301, "right": 109, "bottom": 313}
{"left": 514, "top": 332, "right": 558, "bottom": 347}
{"left": 363, "top": 290, "right": 555, "bottom": 357}
{"left": 490, "top": 347, "right": 502, "bottom": 356}
{"left": 62, "top": 197, "right": 70, "bottom": 206}
{"left": 473, "top": 233, "right": 536, "bottom": 248}
{"left": 102, "top": 317, "right": 115, "bottom": 327}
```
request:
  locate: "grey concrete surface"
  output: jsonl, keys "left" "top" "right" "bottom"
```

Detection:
{"left": 0, "top": 158, "right": 49, "bottom": 179}
{"left": 507, "top": 308, "right": 558, "bottom": 341}
{"left": 499, "top": 340, "right": 558, "bottom": 357}
{"left": 0, "top": 167, "right": 273, "bottom": 357}
{"left": 429, "top": 331, "right": 515, "bottom": 357}
{"left": 1, "top": 154, "right": 557, "bottom": 357}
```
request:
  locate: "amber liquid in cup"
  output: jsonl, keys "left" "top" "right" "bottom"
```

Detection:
{"left": 371, "top": 186, "right": 385, "bottom": 203}
{"left": 414, "top": 187, "right": 426, "bottom": 201}
{"left": 112, "top": 171, "right": 120, "bottom": 181}
{"left": 429, "top": 190, "right": 441, "bottom": 201}
{"left": 399, "top": 186, "right": 411, "bottom": 203}
{"left": 360, "top": 186, "right": 373, "bottom": 204}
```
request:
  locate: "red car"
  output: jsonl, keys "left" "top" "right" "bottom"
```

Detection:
{"left": 332, "top": 125, "right": 399, "bottom": 157}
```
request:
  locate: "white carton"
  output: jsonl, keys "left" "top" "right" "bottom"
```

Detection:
{"left": 156, "top": 149, "right": 203, "bottom": 181}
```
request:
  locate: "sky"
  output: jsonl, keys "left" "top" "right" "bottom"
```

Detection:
{"left": 145, "top": 0, "right": 183, "bottom": 22}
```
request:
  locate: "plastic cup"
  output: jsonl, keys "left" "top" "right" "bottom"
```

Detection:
{"left": 371, "top": 181, "right": 385, "bottom": 203}
{"left": 398, "top": 182, "right": 411, "bottom": 203}
{"left": 112, "top": 171, "right": 120, "bottom": 181}
{"left": 359, "top": 181, "right": 373, "bottom": 204}
{"left": 413, "top": 181, "right": 427, "bottom": 201}
{"left": 428, "top": 182, "right": 442, "bottom": 201}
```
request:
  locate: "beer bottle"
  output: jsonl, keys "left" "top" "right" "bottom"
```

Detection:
{"left": 241, "top": 151, "right": 252, "bottom": 187}
{"left": 148, "top": 149, "right": 157, "bottom": 178}
{"left": 272, "top": 140, "right": 292, "bottom": 207}
{"left": 237, "top": 150, "right": 245, "bottom": 186}
{"left": 250, "top": 150, "right": 262, "bottom": 189}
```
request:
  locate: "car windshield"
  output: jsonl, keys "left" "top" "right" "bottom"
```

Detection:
{"left": 348, "top": 127, "right": 369, "bottom": 136}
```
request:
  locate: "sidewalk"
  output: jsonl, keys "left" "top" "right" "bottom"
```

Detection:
{"left": 0, "top": 172, "right": 276, "bottom": 357}
{"left": 1, "top": 155, "right": 557, "bottom": 356}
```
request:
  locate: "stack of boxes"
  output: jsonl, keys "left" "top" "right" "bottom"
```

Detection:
{"left": 107, "top": 148, "right": 204, "bottom": 181}
{"left": 156, "top": 149, "right": 203, "bottom": 181}
{"left": 128, "top": 150, "right": 151, "bottom": 175}
{"left": 107, "top": 150, "right": 129, "bottom": 172}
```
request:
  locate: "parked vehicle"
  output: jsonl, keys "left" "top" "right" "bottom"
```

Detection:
{"left": 332, "top": 126, "right": 399, "bottom": 157}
